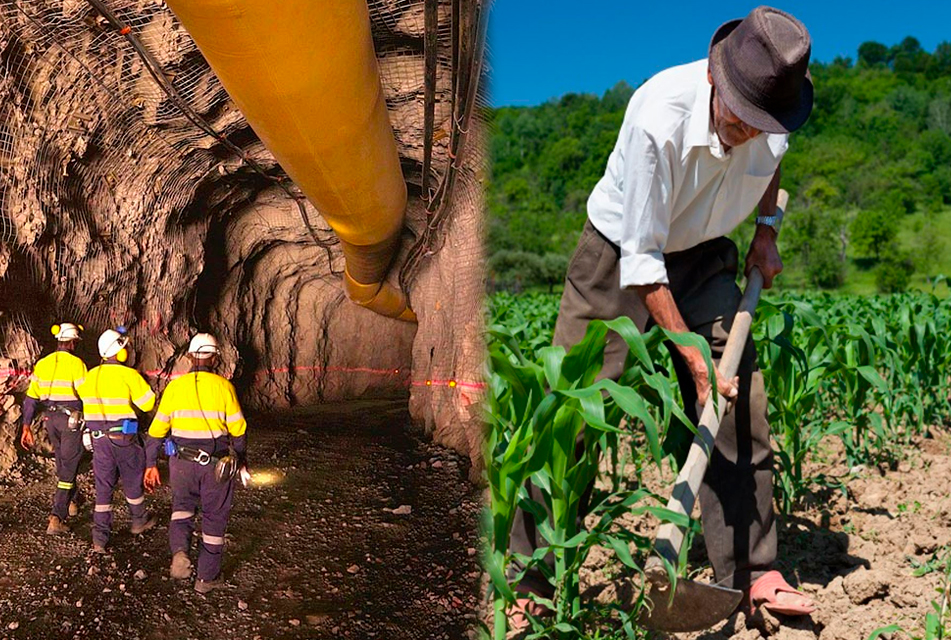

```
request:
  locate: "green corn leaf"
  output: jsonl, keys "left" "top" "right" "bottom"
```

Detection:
{"left": 603, "top": 534, "right": 639, "bottom": 569}
{"left": 865, "top": 624, "right": 902, "bottom": 640}
{"left": 484, "top": 548, "right": 516, "bottom": 602}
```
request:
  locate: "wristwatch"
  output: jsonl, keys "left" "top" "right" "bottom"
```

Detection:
{"left": 755, "top": 207, "right": 784, "bottom": 233}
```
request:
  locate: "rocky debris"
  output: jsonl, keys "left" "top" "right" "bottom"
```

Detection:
{"left": 0, "top": 401, "right": 481, "bottom": 639}
{"left": 843, "top": 568, "right": 890, "bottom": 604}
{"left": 587, "top": 432, "right": 951, "bottom": 640}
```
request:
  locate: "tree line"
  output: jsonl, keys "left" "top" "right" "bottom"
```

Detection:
{"left": 487, "top": 37, "right": 951, "bottom": 293}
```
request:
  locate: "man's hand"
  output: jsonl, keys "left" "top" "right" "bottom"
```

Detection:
{"left": 682, "top": 347, "right": 739, "bottom": 406}
{"left": 635, "top": 283, "right": 740, "bottom": 406}
{"left": 20, "top": 424, "right": 34, "bottom": 450}
{"left": 238, "top": 466, "right": 251, "bottom": 488}
{"left": 143, "top": 466, "right": 161, "bottom": 492}
{"left": 745, "top": 224, "right": 783, "bottom": 289}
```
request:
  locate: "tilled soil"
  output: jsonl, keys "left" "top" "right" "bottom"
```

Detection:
{"left": 0, "top": 399, "right": 482, "bottom": 640}
{"left": 582, "top": 430, "right": 951, "bottom": 640}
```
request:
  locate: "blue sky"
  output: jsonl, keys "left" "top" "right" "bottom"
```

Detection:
{"left": 488, "top": 1, "right": 951, "bottom": 106}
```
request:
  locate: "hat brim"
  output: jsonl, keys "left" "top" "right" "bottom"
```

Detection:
{"left": 709, "top": 18, "right": 814, "bottom": 134}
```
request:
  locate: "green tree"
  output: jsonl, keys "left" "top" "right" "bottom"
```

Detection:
{"left": 875, "top": 253, "right": 916, "bottom": 292}
{"left": 488, "top": 250, "right": 545, "bottom": 291}
{"left": 858, "top": 41, "right": 889, "bottom": 67}
{"left": 539, "top": 253, "right": 569, "bottom": 292}
{"left": 851, "top": 209, "right": 898, "bottom": 259}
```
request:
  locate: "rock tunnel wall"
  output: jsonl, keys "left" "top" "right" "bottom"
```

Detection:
{"left": 0, "top": 1, "right": 487, "bottom": 475}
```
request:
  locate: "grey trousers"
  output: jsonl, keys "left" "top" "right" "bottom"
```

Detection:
{"left": 510, "top": 220, "right": 777, "bottom": 595}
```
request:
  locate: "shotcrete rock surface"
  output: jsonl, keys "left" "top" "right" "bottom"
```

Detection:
{"left": 0, "top": 0, "right": 484, "bottom": 475}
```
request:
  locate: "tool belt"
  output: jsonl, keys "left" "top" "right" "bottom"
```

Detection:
{"left": 42, "top": 403, "right": 73, "bottom": 417}
{"left": 41, "top": 403, "right": 84, "bottom": 432}
{"left": 89, "top": 419, "right": 139, "bottom": 441}
{"left": 175, "top": 445, "right": 221, "bottom": 466}
{"left": 89, "top": 426, "right": 132, "bottom": 441}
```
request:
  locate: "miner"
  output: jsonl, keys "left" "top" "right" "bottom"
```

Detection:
{"left": 20, "top": 322, "right": 88, "bottom": 535}
{"left": 510, "top": 5, "right": 816, "bottom": 624}
{"left": 143, "top": 333, "right": 249, "bottom": 594}
{"left": 77, "top": 327, "right": 158, "bottom": 552}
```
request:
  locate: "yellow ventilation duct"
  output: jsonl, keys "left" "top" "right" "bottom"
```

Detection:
{"left": 165, "top": 0, "right": 415, "bottom": 322}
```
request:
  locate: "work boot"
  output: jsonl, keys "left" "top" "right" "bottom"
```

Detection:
{"left": 68, "top": 501, "right": 80, "bottom": 517}
{"left": 91, "top": 543, "right": 107, "bottom": 554}
{"left": 130, "top": 514, "right": 157, "bottom": 535}
{"left": 194, "top": 578, "right": 224, "bottom": 594}
{"left": 170, "top": 551, "right": 192, "bottom": 580}
{"left": 46, "top": 515, "right": 69, "bottom": 535}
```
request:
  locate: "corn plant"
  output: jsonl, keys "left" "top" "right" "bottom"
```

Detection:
{"left": 485, "top": 316, "right": 710, "bottom": 639}
{"left": 753, "top": 300, "right": 848, "bottom": 511}
{"left": 488, "top": 289, "right": 951, "bottom": 636}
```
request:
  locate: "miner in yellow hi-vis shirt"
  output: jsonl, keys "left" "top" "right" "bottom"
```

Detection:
{"left": 77, "top": 327, "right": 158, "bottom": 553}
{"left": 144, "top": 333, "right": 249, "bottom": 594}
{"left": 20, "top": 322, "right": 88, "bottom": 535}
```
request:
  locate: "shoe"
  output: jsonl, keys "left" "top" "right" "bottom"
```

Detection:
{"left": 170, "top": 551, "right": 192, "bottom": 580}
{"left": 91, "top": 543, "right": 107, "bottom": 554}
{"left": 130, "top": 514, "right": 157, "bottom": 535}
{"left": 194, "top": 578, "right": 224, "bottom": 594}
{"left": 68, "top": 501, "right": 80, "bottom": 517}
{"left": 748, "top": 570, "right": 817, "bottom": 616}
{"left": 46, "top": 515, "right": 69, "bottom": 535}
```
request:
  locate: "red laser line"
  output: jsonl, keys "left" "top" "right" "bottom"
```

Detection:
{"left": 1, "top": 366, "right": 485, "bottom": 390}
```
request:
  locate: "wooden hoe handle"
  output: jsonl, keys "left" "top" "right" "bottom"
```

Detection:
{"left": 651, "top": 189, "right": 788, "bottom": 567}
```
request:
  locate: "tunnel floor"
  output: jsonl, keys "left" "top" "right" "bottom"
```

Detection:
{"left": 0, "top": 399, "right": 482, "bottom": 640}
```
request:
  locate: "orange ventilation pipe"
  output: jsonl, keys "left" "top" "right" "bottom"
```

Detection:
{"left": 165, "top": 0, "right": 415, "bottom": 322}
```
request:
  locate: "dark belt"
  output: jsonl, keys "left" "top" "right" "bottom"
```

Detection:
{"left": 42, "top": 403, "right": 78, "bottom": 417}
{"left": 175, "top": 445, "right": 222, "bottom": 466}
{"left": 89, "top": 425, "right": 131, "bottom": 441}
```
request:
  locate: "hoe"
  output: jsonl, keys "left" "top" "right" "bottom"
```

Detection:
{"left": 639, "top": 189, "right": 789, "bottom": 632}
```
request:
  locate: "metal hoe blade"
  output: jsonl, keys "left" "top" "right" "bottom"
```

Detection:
{"left": 638, "top": 567, "right": 744, "bottom": 632}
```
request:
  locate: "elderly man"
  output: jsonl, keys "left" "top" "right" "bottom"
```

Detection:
{"left": 511, "top": 5, "right": 816, "bottom": 620}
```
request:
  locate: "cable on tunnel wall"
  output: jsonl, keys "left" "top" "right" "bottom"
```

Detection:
{"left": 399, "top": 0, "right": 489, "bottom": 295}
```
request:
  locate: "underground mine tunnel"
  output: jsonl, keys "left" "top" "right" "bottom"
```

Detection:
{"left": 0, "top": 1, "right": 486, "bottom": 637}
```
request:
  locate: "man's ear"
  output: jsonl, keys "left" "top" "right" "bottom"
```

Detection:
{"left": 707, "top": 67, "right": 714, "bottom": 85}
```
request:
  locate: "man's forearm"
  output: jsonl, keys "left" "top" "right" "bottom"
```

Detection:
{"left": 633, "top": 283, "right": 704, "bottom": 368}
{"left": 757, "top": 164, "right": 781, "bottom": 219}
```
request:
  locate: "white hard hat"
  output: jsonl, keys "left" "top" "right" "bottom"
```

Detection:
{"left": 98, "top": 329, "right": 128, "bottom": 358}
{"left": 52, "top": 323, "right": 82, "bottom": 342}
{"left": 188, "top": 333, "right": 220, "bottom": 358}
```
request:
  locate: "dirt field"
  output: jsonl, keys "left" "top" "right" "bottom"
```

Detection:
{"left": 581, "top": 430, "right": 951, "bottom": 640}
{"left": 0, "top": 399, "right": 482, "bottom": 640}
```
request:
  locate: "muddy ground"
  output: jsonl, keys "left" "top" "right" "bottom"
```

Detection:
{"left": 581, "top": 429, "right": 951, "bottom": 640}
{"left": 0, "top": 399, "right": 482, "bottom": 640}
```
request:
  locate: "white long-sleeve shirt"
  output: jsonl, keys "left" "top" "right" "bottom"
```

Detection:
{"left": 587, "top": 59, "right": 789, "bottom": 288}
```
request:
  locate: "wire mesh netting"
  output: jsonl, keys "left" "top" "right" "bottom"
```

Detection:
{"left": 0, "top": 0, "right": 488, "bottom": 473}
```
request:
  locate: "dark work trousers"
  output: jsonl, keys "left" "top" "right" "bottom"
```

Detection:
{"left": 91, "top": 430, "right": 149, "bottom": 547}
{"left": 509, "top": 220, "right": 777, "bottom": 596}
{"left": 168, "top": 456, "right": 235, "bottom": 582}
{"left": 45, "top": 412, "right": 84, "bottom": 521}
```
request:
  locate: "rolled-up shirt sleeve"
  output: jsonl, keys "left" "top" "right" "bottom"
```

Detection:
{"left": 618, "top": 125, "right": 674, "bottom": 288}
